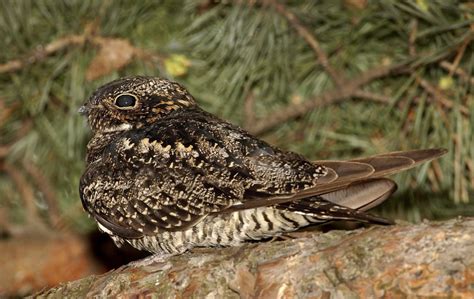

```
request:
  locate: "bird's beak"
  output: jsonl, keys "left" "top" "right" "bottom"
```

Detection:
{"left": 78, "top": 105, "right": 89, "bottom": 115}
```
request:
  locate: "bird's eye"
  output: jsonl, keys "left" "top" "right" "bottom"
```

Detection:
{"left": 114, "top": 94, "right": 137, "bottom": 109}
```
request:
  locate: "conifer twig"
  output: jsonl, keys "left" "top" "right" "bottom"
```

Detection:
{"left": 250, "top": 62, "right": 408, "bottom": 135}
{"left": 0, "top": 35, "right": 87, "bottom": 74}
{"left": 448, "top": 34, "right": 471, "bottom": 76}
{"left": 416, "top": 77, "right": 470, "bottom": 116}
{"left": 1, "top": 164, "right": 46, "bottom": 229}
{"left": 134, "top": 48, "right": 166, "bottom": 65}
{"left": 22, "top": 161, "right": 61, "bottom": 229}
{"left": 0, "top": 28, "right": 165, "bottom": 75}
{"left": 243, "top": 91, "right": 257, "bottom": 130}
{"left": 0, "top": 120, "right": 32, "bottom": 158}
{"left": 440, "top": 61, "right": 474, "bottom": 85}
{"left": 408, "top": 19, "right": 418, "bottom": 57}
{"left": 353, "top": 90, "right": 392, "bottom": 104}
{"left": 269, "top": 0, "right": 345, "bottom": 87}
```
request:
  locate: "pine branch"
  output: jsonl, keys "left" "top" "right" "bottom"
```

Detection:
{"left": 22, "top": 161, "right": 61, "bottom": 228}
{"left": 416, "top": 77, "right": 470, "bottom": 116}
{"left": 250, "top": 62, "right": 408, "bottom": 135}
{"left": 353, "top": 90, "right": 392, "bottom": 104}
{"left": 0, "top": 35, "right": 87, "bottom": 74}
{"left": 440, "top": 61, "right": 474, "bottom": 85}
{"left": 269, "top": 0, "right": 346, "bottom": 87}
{"left": 0, "top": 25, "right": 165, "bottom": 77}
{"left": 1, "top": 163, "right": 46, "bottom": 230}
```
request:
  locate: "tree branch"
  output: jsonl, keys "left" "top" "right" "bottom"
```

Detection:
{"left": 1, "top": 164, "right": 45, "bottom": 229}
{"left": 440, "top": 61, "right": 474, "bottom": 85}
{"left": 416, "top": 77, "right": 470, "bottom": 116}
{"left": 0, "top": 35, "right": 87, "bottom": 74}
{"left": 22, "top": 161, "right": 62, "bottom": 229}
{"left": 35, "top": 218, "right": 474, "bottom": 298}
{"left": 270, "top": 0, "right": 345, "bottom": 86}
{"left": 353, "top": 90, "right": 392, "bottom": 104}
{"left": 250, "top": 62, "right": 408, "bottom": 135}
{"left": 0, "top": 23, "right": 165, "bottom": 76}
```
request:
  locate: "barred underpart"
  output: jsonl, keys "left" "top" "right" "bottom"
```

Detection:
{"left": 107, "top": 207, "right": 323, "bottom": 254}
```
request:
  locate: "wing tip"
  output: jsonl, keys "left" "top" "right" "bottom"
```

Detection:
{"left": 428, "top": 147, "right": 448, "bottom": 158}
{"left": 386, "top": 147, "right": 448, "bottom": 161}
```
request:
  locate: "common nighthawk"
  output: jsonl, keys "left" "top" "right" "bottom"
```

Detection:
{"left": 79, "top": 76, "right": 446, "bottom": 255}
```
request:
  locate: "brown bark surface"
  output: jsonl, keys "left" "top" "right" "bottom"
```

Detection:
{"left": 35, "top": 218, "right": 474, "bottom": 298}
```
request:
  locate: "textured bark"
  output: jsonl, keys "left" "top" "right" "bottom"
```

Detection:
{"left": 36, "top": 218, "right": 474, "bottom": 298}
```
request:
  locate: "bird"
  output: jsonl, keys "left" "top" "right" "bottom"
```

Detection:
{"left": 79, "top": 76, "right": 446, "bottom": 256}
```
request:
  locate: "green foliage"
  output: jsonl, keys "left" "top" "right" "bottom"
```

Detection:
{"left": 0, "top": 0, "right": 472, "bottom": 231}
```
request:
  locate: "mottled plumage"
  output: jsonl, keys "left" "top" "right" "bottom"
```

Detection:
{"left": 79, "top": 76, "right": 446, "bottom": 255}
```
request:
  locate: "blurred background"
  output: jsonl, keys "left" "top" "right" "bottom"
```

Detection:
{"left": 0, "top": 0, "right": 473, "bottom": 296}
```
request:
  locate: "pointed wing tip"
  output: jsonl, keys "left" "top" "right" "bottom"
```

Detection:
{"left": 404, "top": 148, "right": 448, "bottom": 163}
{"left": 369, "top": 147, "right": 447, "bottom": 167}
{"left": 430, "top": 148, "right": 448, "bottom": 157}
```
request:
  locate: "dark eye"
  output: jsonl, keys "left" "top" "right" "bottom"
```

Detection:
{"left": 114, "top": 94, "right": 137, "bottom": 108}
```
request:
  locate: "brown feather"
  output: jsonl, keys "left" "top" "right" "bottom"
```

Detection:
{"left": 226, "top": 148, "right": 446, "bottom": 212}
{"left": 321, "top": 178, "right": 397, "bottom": 211}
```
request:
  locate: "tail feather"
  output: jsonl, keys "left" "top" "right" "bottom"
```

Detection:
{"left": 306, "top": 148, "right": 447, "bottom": 197}
{"left": 321, "top": 178, "right": 397, "bottom": 211}
{"left": 225, "top": 148, "right": 447, "bottom": 219}
{"left": 350, "top": 148, "right": 447, "bottom": 177}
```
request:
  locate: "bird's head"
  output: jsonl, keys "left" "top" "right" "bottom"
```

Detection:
{"left": 80, "top": 76, "right": 196, "bottom": 133}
